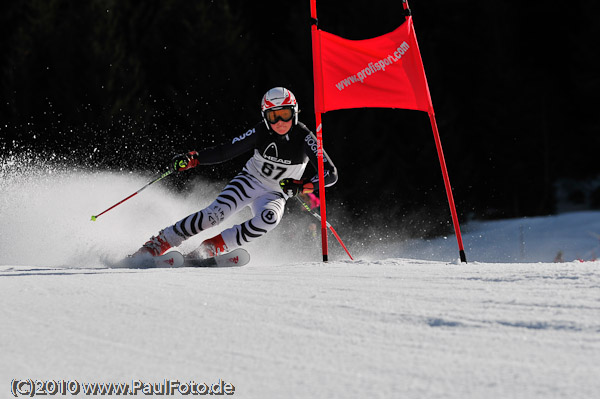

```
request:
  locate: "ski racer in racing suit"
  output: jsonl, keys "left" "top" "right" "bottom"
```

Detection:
{"left": 133, "top": 87, "right": 338, "bottom": 258}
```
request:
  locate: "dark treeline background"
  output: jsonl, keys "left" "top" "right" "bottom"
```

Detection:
{"left": 1, "top": 0, "right": 599, "bottom": 237}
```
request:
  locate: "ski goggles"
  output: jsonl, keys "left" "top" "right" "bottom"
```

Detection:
{"left": 264, "top": 107, "right": 294, "bottom": 124}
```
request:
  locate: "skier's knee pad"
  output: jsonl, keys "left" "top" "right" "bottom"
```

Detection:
{"left": 220, "top": 205, "right": 284, "bottom": 248}
{"left": 255, "top": 207, "right": 283, "bottom": 232}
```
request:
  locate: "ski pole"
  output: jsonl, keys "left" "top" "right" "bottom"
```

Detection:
{"left": 91, "top": 169, "right": 174, "bottom": 221}
{"left": 295, "top": 196, "right": 354, "bottom": 260}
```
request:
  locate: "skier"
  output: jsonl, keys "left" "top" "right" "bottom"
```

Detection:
{"left": 132, "top": 87, "right": 338, "bottom": 259}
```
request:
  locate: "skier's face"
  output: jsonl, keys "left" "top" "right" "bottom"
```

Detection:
{"left": 270, "top": 120, "right": 292, "bottom": 135}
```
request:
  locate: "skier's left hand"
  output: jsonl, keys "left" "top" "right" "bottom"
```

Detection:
{"left": 279, "top": 178, "right": 314, "bottom": 197}
{"left": 172, "top": 151, "right": 199, "bottom": 172}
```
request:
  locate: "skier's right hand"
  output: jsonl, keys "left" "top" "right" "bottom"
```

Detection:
{"left": 172, "top": 151, "right": 199, "bottom": 172}
{"left": 279, "top": 178, "right": 314, "bottom": 197}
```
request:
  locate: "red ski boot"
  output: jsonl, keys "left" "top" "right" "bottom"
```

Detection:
{"left": 196, "top": 234, "right": 228, "bottom": 259}
{"left": 133, "top": 230, "right": 172, "bottom": 257}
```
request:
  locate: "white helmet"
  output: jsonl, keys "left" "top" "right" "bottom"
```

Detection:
{"left": 261, "top": 87, "right": 299, "bottom": 129}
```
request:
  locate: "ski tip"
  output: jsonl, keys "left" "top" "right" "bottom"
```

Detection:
{"left": 156, "top": 251, "right": 185, "bottom": 268}
{"left": 220, "top": 248, "right": 250, "bottom": 267}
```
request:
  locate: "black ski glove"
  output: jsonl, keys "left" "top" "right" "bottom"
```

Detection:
{"left": 279, "top": 178, "right": 314, "bottom": 197}
{"left": 172, "top": 151, "right": 199, "bottom": 172}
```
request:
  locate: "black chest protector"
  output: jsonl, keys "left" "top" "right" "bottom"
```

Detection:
{"left": 254, "top": 124, "right": 310, "bottom": 166}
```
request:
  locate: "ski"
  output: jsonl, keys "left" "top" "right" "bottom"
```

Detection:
{"left": 119, "top": 251, "right": 184, "bottom": 269}
{"left": 155, "top": 251, "right": 185, "bottom": 267}
{"left": 184, "top": 248, "right": 250, "bottom": 268}
{"left": 120, "top": 248, "right": 249, "bottom": 268}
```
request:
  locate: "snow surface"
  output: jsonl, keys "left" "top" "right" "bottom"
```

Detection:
{"left": 1, "top": 168, "right": 599, "bottom": 398}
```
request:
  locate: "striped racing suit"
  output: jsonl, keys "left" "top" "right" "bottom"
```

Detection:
{"left": 161, "top": 121, "right": 338, "bottom": 252}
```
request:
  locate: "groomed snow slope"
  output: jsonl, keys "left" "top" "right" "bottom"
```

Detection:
{"left": 1, "top": 169, "right": 599, "bottom": 398}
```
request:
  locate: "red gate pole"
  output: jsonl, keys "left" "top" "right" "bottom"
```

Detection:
{"left": 404, "top": 0, "right": 467, "bottom": 262}
{"left": 428, "top": 110, "right": 467, "bottom": 262}
{"left": 310, "top": 0, "right": 329, "bottom": 262}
